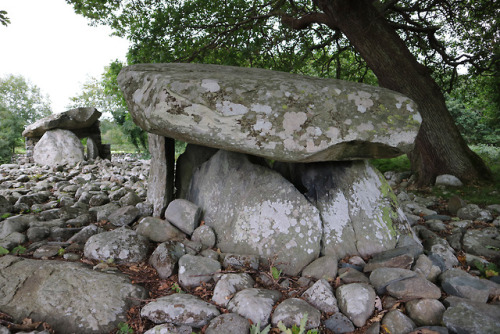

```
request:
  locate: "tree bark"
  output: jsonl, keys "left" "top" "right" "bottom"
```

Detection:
{"left": 317, "top": 0, "right": 492, "bottom": 186}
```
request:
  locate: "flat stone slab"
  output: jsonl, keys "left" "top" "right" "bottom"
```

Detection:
{"left": 0, "top": 255, "right": 146, "bottom": 333}
{"left": 118, "top": 63, "right": 421, "bottom": 162}
{"left": 23, "top": 107, "right": 101, "bottom": 138}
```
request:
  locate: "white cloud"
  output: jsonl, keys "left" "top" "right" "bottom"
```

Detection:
{"left": 0, "top": 0, "right": 129, "bottom": 113}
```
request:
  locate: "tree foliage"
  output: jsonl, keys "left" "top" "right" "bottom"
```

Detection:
{"left": 447, "top": 73, "right": 500, "bottom": 146}
{"left": 0, "top": 10, "right": 10, "bottom": 26}
{"left": 67, "top": 0, "right": 497, "bottom": 84}
{"left": 66, "top": 0, "right": 498, "bottom": 184}
{"left": 0, "top": 75, "right": 52, "bottom": 162}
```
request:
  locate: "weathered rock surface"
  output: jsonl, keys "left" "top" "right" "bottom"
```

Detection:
{"left": 227, "top": 288, "right": 282, "bottom": 328}
{"left": 22, "top": 107, "right": 101, "bottom": 138}
{"left": 442, "top": 297, "right": 500, "bottom": 334}
{"left": 141, "top": 293, "right": 220, "bottom": 328}
{"left": 0, "top": 255, "right": 146, "bottom": 333}
{"left": 280, "top": 160, "right": 412, "bottom": 259}
{"left": 187, "top": 150, "right": 322, "bottom": 275}
{"left": 206, "top": 313, "right": 250, "bottom": 334}
{"left": 301, "top": 279, "right": 339, "bottom": 313}
{"left": 336, "top": 283, "right": 376, "bottom": 327}
{"left": 271, "top": 298, "right": 321, "bottom": 330}
{"left": 149, "top": 241, "right": 186, "bottom": 279}
{"left": 118, "top": 63, "right": 421, "bottom": 162}
{"left": 135, "top": 216, "right": 186, "bottom": 242}
{"left": 83, "top": 227, "right": 150, "bottom": 263}
{"left": 33, "top": 129, "right": 85, "bottom": 166}
{"left": 178, "top": 254, "right": 221, "bottom": 288}
{"left": 212, "top": 273, "right": 255, "bottom": 307}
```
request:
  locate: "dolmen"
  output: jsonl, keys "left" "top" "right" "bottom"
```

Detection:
{"left": 118, "top": 63, "right": 422, "bottom": 275}
{"left": 22, "top": 107, "right": 111, "bottom": 166}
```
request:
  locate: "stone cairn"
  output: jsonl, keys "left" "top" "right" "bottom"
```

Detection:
{"left": 1, "top": 64, "right": 497, "bottom": 333}
{"left": 22, "top": 107, "right": 111, "bottom": 166}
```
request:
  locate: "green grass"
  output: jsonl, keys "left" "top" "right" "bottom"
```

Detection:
{"left": 372, "top": 145, "right": 500, "bottom": 205}
{"left": 371, "top": 155, "right": 410, "bottom": 173}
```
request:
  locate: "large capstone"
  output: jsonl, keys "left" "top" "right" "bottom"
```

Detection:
{"left": 187, "top": 150, "right": 322, "bottom": 276}
{"left": 117, "top": 63, "right": 421, "bottom": 162}
{"left": 22, "top": 107, "right": 101, "bottom": 138}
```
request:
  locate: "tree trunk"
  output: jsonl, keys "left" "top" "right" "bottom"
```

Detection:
{"left": 317, "top": 0, "right": 492, "bottom": 186}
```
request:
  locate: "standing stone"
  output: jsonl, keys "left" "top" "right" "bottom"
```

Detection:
{"left": 33, "top": 129, "right": 85, "bottom": 166}
{"left": 86, "top": 137, "right": 99, "bottom": 160}
{"left": 117, "top": 63, "right": 421, "bottom": 162}
{"left": 279, "top": 160, "right": 412, "bottom": 259}
{"left": 187, "top": 150, "right": 322, "bottom": 276}
{"left": 175, "top": 144, "right": 218, "bottom": 199}
{"left": 147, "top": 134, "right": 175, "bottom": 217}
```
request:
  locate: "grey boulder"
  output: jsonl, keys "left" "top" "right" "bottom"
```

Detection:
{"left": 227, "top": 288, "right": 282, "bottom": 328}
{"left": 141, "top": 293, "right": 220, "bottom": 328}
{"left": 271, "top": 298, "right": 321, "bottom": 330}
{"left": 336, "top": 283, "right": 376, "bottom": 327}
{"left": 187, "top": 150, "right": 322, "bottom": 275}
{"left": 33, "top": 129, "right": 84, "bottom": 166}
{"left": 84, "top": 227, "right": 150, "bottom": 263}
{"left": 0, "top": 255, "right": 146, "bottom": 334}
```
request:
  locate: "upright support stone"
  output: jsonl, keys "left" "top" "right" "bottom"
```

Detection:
{"left": 86, "top": 137, "right": 99, "bottom": 160}
{"left": 147, "top": 134, "right": 175, "bottom": 217}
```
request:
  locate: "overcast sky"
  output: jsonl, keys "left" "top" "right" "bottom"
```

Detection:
{"left": 0, "top": 0, "right": 130, "bottom": 113}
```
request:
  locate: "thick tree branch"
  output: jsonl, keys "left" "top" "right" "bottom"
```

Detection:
{"left": 281, "top": 12, "right": 336, "bottom": 30}
{"left": 388, "top": 22, "right": 439, "bottom": 33}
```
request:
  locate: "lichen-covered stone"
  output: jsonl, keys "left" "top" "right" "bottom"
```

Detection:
{"left": 117, "top": 63, "right": 421, "bottom": 162}
{"left": 33, "top": 129, "right": 85, "bottom": 166}
{"left": 83, "top": 227, "right": 150, "bottom": 263}
{"left": 141, "top": 293, "right": 220, "bottom": 328}
{"left": 278, "top": 160, "right": 412, "bottom": 259}
{"left": 271, "top": 298, "right": 321, "bottom": 330}
{"left": 0, "top": 255, "right": 146, "bottom": 334}
{"left": 227, "top": 288, "right": 282, "bottom": 328}
{"left": 187, "top": 150, "right": 322, "bottom": 275}
{"left": 22, "top": 107, "right": 101, "bottom": 138}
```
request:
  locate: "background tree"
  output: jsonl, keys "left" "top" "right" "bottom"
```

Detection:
{"left": 67, "top": 0, "right": 498, "bottom": 185}
{"left": 0, "top": 74, "right": 52, "bottom": 162}
{"left": 0, "top": 10, "right": 9, "bottom": 26}
{"left": 68, "top": 62, "right": 148, "bottom": 151}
